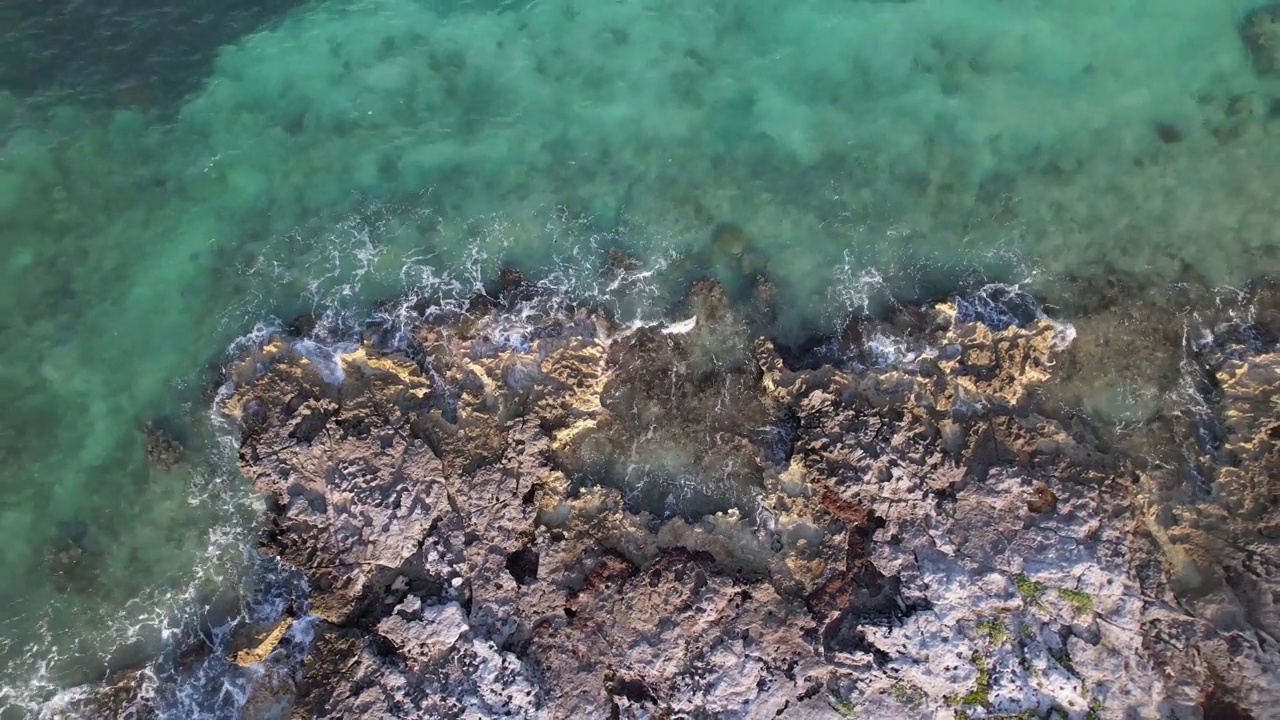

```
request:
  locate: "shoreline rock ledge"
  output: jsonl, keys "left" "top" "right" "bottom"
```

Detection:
{"left": 219, "top": 278, "right": 1275, "bottom": 719}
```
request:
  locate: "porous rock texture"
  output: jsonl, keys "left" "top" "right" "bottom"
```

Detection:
{"left": 220, "top": 277, "right": 1278, "bottom": 719}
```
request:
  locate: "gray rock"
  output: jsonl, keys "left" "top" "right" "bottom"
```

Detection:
{"left": 212, "top": 281, "right": 1277, "bottom": 719}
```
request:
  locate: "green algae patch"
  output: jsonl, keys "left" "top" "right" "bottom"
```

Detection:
{"left": 951, "top": 652, "right": 993, "bottom": 712}
{"left": 978, "top": 617, "right": 1009, "bottom": 645}
{"left": 892, "top": 682, "right": 925, "bottom": 707}
{"left": 1057, "top": 588, "right": 1095, "bottom": 614}
{"left": 1015, "top": 574, "right": 1046, "bottom": 607}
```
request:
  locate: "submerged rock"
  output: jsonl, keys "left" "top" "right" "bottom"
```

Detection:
{"left": 64, "top": 669, "right": 156, "bottom": 720}
{"left": 46, "top": 518, "right": 100, "bottom": 594}
{"left": 216, "top": 280, "right": 1278, "bottom": 718}
{"left": 1243, "top": 5, "right": 1280, "bottom": 76}
{"left": 143, "top": 420, "right": 184, "bottom": 470}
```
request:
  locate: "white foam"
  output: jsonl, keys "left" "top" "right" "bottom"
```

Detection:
{"left": 292, "top": 340, "right": 358, "bottom": 385}
{"left": 661, "top": 316, "right": 698, "bottom": 335}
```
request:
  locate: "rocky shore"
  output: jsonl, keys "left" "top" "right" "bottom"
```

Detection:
{"left": 96, "top": 272, "right": 1277, "bottom": 719}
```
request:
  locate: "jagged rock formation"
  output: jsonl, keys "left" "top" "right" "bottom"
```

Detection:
{"left": 218, "top": 277, "right": 1277, "bottom": 719}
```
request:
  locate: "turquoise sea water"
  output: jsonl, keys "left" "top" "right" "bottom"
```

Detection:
{"left": 1, "top": 0, "right": 1278, "bottom": 712}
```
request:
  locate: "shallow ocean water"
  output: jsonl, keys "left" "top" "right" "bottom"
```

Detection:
{"left": 0, "top": 0, "right": 1278, "bottom": 712}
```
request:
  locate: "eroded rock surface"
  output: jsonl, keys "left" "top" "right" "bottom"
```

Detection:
{"left": 221, "top": 278, "right": 1278, "bottom": 719}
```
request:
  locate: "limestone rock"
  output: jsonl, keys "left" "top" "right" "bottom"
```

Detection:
{"left": 215, "top": 279, "right": 1279, "bottom": 718}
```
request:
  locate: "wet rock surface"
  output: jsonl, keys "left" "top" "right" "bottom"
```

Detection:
{"left": 215, "top": 277, "right": 1278, "bottom": 719}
